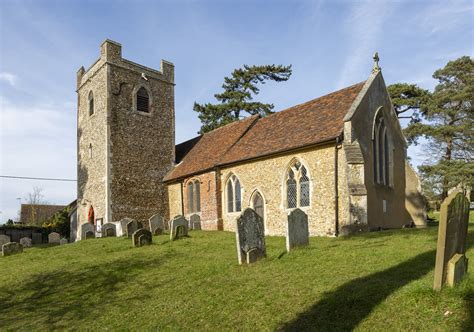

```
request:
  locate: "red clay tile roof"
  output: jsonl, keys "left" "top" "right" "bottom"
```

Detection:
{"left": 164, "top": 81, "right": 365, "bottom": 182}
{"left": 20, "top": 204, "right": 67, "bottom": 225}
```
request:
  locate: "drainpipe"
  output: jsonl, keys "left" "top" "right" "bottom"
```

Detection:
{"left": 334, "top": 136, "right": 342, "bottom": 236}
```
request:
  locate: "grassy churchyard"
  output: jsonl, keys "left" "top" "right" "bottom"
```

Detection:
{"left": 1, "top": 215, "right": 473, "bottom": 331}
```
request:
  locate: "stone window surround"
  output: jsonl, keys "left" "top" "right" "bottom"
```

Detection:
{"left": 225, "top": 173, "right": 243, "bottom": 215}
{"left": 283, "top": 157, "right": 312, "bottom": 211}
{"left": 186, "top": 178, "right": 201, "bottom": 214}
{"left": 88, "top": 90, "right": 94, "bottom": 116}
{"left": 249, "top": 188, "right": 267, "bottom": 230}
{"left": 131, "top": 83, "right": 153, "bottom": 117}
{"left": 371, "top": 107, "right": 394, "bottom": 188}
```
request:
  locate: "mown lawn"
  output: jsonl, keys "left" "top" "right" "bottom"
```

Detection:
{"left": 1, "top": 216, "right": 473, "bottom": 331}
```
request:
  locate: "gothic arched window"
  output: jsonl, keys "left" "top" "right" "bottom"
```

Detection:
{"left": 373, "top": 111, "right": 391, "bottom": 185}
{"left": 226, "top": 175, "right": 242, "bottom": 213}
{"left": 286, "top": 160, "right": 310, "bottom": 208}
{"left": 187, "top": 179, "right": 201, "bottom": 213}
{"left": 88, "top": 91, "right": 94, "bottom": 116}
{"left": 252, "top": 191, "right": 264, "bottom": 220}
{"left": 136, "top": 87, "right": 150, "bottom": 113}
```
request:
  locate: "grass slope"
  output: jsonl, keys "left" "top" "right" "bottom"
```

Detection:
{"left": 1, "top": 218, "right": 473, "bottom": 331}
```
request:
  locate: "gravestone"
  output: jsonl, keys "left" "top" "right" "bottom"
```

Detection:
{"left": 286, "top": 208, "right": 309, "bottom": 252}
{"left": 149, "top": 214, "right": 165, "bottom": 235}
{"left": 170, "top": 216, "right": 189, "bottom": 241}
{"left": 48, "top": 232, "right": 61, "bottom": 244}
{"left": 190, "top": 214, "right": 201, "bottom": 231}
{"left": 0, "top": 234, "right": 11, "bottom": 247}
{"left": 132, "top": 229, "right": 152, "bottom": 247}
{"left": 32, "top": 233, "right": 43, "bottom": 245}
{"left": 2, "top": 242, "right": 23, "bottom": 257}
{"left": 119, "top": 218, "right": 133, "bottom": 236}
{"left": 102, "top": 223, "right": 117, "bottom": 237}
{"left": 126, "top": 220, "right": 139, "bottom": 238}
{"left": 235, "top": 208, "right": 266, "bottom": 264}
{"left": 60, "top": 238, "right": 68, "bottom": 245}
{"left": 433, "top": 192, "right": 470, "bottom": 290}
{"left": 19, "top": 237, "right": 32, "bottom": 248}
{"left": 81, "top": 223, "right": 95, "bottom": 240}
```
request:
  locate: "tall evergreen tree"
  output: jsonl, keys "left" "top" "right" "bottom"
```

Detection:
{"left": 194, "top": 64, "right": 292, "bottom": 133}
{"left": 404, "top": 56, "right": 474, "bottom": 199}
{"left": 387, "top": 83, "right": 430, "bottom": 124}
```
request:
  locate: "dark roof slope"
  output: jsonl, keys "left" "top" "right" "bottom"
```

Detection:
{"left": 175, "top": 136, "right": 202, "bottom": 164}
{"left": 164, "top": 81, "right": 365, "bottom": 182}
{"left": 20, "top": 204, "right": 67, "bottom": 225}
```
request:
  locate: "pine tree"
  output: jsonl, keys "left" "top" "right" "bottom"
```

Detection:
{"left": 387, "top": 83, "right": 430, "bottom": 124}
{"left": 194, "top": 64, "right": 292, "bottom": 133}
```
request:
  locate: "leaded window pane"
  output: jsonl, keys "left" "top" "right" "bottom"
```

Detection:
{"left": 195, "top": 181, "right": 201, "bottom": 212}
{"left": 377, "top": 120, "right": 385, "bottom": 184}
{"left": 187, "top": 182, "right": 194, "bottom": 213}
{"left": 227, "top": 180, "right": 234, "bottom": 212}
{"left": 253, "top": 193, "right": 264, "bottom": 219}
{"left": 300, "top": 166, "right": 310, "bottom": 207}
{"left": 287, "top": 178, "right": 297, "bottom": 208}
{"left": 235, "top": 178, "right": 242, "bottom": 212}
{"left": 384, "top": 130, "right": 389, "bottom": 185}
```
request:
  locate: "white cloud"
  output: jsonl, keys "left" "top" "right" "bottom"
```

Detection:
{"left": 0, "top": 72, "right": 18, "bottom": 86}
{"left": 417, "top": 1, "right": 473, "bottom": 35}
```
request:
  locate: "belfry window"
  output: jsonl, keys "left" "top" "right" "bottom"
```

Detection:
{"left": 226, "top": 175, "right": 242, "bottom": 213}
{"left": 136, "top": 87, "right": 149, "bottom": 113}
{"left": 286, "top": 160, "right": 310, "bottom": 209}
{"left": 187, "top": 179, "right": 201, "bottom": 213}
{"left": 373, "top": 111, "right": 390, "bottom": 185}
{"left": 88, "top": 91, "right": 94, "bottom": 116}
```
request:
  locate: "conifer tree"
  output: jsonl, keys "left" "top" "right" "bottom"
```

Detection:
{"left": 194, "top": 64, "right": 292, "bottom": 133}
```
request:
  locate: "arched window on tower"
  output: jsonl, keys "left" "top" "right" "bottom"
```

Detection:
{"left": 88, "top": 91, "right": 94, "bottom": 116}
{"left": 226, "top": 175, "right": 242, "bottom": 213}
{"left": 136, "top": 87, "right": 150, "bottom": 113}
{"left": 373, "top": 110, "right": 391, "bottom": 186}
{"left": 286, "top": 159, "right": 310, "bottom": 209}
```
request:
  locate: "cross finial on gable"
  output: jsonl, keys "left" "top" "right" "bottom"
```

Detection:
{"left": 372, "top": 52, "right": 381, "bottom": 73}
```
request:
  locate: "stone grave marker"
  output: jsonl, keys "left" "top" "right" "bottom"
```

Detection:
{"left": 60, "top": 238, "right": 68, "bottom": 245}
{"left": 0, "top": 234, "right": 11, "bottom": 247}
{"left": 119, "top": 218, "right": 133, "bottom": 236}
{"left": 102, "top": 223, "right": 117, "bottom": 237}
{"left": 286, "top": 208, "right": 309, "bottom": 252}
{"left": 19, "top": 237, "right": 32, "bottom": 248}
{"left": 132, "top": 229, "right": 152, "bottom": 247}
{"left": 235, "top": 208, "right": 266, "bottom": 264}
{"left": 81, "top": 223, "right": 95, "bottom": 240}
{"left": 149, "top": 214, "right": 165, "bottom": 235}
{"left": 126, "top": 219, "right": 139, "bottom": 238}
{"left": 170, "top": 216, "right": 189, "bottom": 241}
{"left": 190, "top": 214, "right": 201, "bottom": 231}
{"left": 434, "top": 192, "right": 470, "bottom": 290}
{"left": 48, "top": 232, "right": 61, "bottom": 244}
{"left": 32, "top": 233, "right": 43, "bottom": 245}
{"left": 2, "top": 242, "right": 23, "bottom": 257}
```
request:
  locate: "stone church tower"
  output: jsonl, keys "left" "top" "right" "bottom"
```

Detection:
{"left": 76, "top": 40, "right": 175, "bottom": 237}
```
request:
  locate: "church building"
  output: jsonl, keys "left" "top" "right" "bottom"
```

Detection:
{"left": 74, "top": 40, "right": 425, "bottom": 240}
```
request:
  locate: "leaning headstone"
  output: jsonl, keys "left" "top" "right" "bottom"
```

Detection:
{"left": 433, "top": 192, "right": 470, "bottom": 290}
{"left": 81, "top": 223, "right": 95, "bottom": 240}
{"left": 132, "top": 229, "right": 152, "bottom": 247}
{"left": 0, "top": 234, "right": 11, "bottom": 247}
{"left": 48, "top": 232, "right": 61, "bottom": 244}
{"left": 235, "top": 208, "right": 266, "bottom": 264}
{"left": 149, "top": 214, "right": 165, "bottom": 235}
{"left": 60, "top": 238, "right": 68, "bottom": 245}
{"left": 170, "top": 216, "right": 189, "bottom": 241}
{"left": 2, "top": 242, "right": 23, "bottom": 257}
{"left": 190, "top": 214, "right": 201, "bottom": 231}
{"left": 286, "top": 208, "right": 309, "bottom": 252}
{"left": 32, "top": 233, "right": 43, "bottom": 245}
{"left": 19, "top": 237, "right": 32, "bottom": 248}
{"left": 126, "top": 220, "right": 139, "bottom": 238}
{"left": 102, "top": 223, "right": 117, "bottom": 237}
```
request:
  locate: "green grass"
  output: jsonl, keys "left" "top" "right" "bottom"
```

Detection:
{"left": 1, "top": 217, "right": 473, "bottom": 331}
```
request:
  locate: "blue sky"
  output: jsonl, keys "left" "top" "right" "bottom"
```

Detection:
{"left": 0, "top": 0, "right": 472, "bottom": 223}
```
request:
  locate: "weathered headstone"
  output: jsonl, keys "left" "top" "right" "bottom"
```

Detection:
{"left": 60, "top": 238, "right": 68, "bottom": 245}
{"left": 235, "top": 208, "right": 266, "bottom": 264}
{"left": 190, "top": 214, "right": 201, "bottom": 231}
{"left": 170, "top": 216, "right": 189, "bottom": 241}
{"left": 286, "top": 208, "right": 309, "bottom": 252}
{"left": 433, "top": 192, "right": 470, "bottom": 290}
{"left": 119, "top": 218, "right": 133, "bottom": 236}
{"left": 81, "top": 223, "right": 95, "bottom": 240}
{"left": 48, "top": 232, "right": 61, "bottom": 244}
{"left": 149, "top": 214, "right": 165, "bottom": 235}
{"left": 102, "top": 223, "right": 117, "bottom": 237}
{"left": 2, "top": 242, "right": 23, "bottom": 257}
{"left": 132, "top": 229, "right": 152, "bottom": 247}
{"left": 19, "top": 237, "right": 32, "bottom": 248}
{"left": 126, "top": 219, "right": 139, "bottom": 238}
{"left": 0, "top": 234, "right": 11, "bottom": 247}
{"left": 32, "top": 233, "right": 43, "bottom": 245}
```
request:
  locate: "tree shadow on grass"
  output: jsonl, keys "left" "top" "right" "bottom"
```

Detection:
{"left": 0, "top": 253, "right": 172, "bottom": 329}
{"left": 462, "top": 289, "right": 474, "bottom": 332}
{"left": 280, "top": 229, "right": 474, "bottom": 331}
